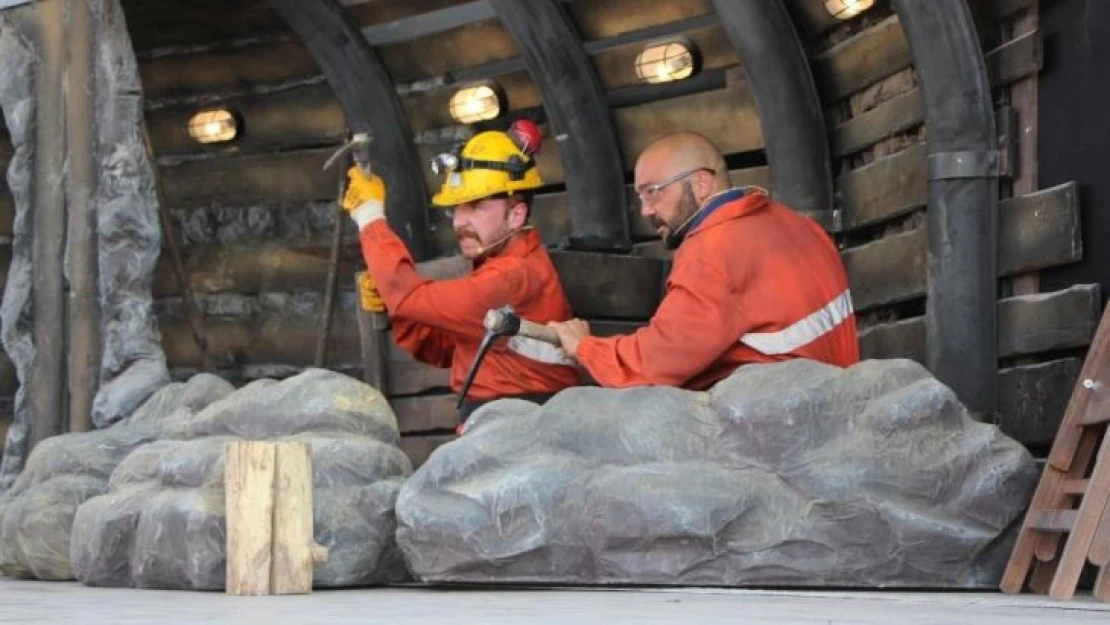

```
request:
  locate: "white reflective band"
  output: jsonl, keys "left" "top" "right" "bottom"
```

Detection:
{"left": 508, "top": 335, "right": 576, "bottom": 366}
{"left": 350, "top": 199, "right": 385, "bottom": 230}
{"left": 740, "top": 289, "right": 854, "bottom": 355}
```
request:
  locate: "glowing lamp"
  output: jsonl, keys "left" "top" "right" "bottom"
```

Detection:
{"left": 449, "top": 84, "right": 503, "bottom": 124}
{"left": 635, "top": 38, "right": 698, "bottom": 84}
{"left": 187, "top": 109, "right": 239, "bottom": 144}
{"left": 825, "top": 0, "right": 875, "bottom": 20}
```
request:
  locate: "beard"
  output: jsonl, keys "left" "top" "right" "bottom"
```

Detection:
{"left": 661, "top": 183, "right": 702, "bottom": 249}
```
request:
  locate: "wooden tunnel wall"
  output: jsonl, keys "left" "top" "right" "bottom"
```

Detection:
{"left": 0, "top": 0, "right": 1094, "bottom": 462}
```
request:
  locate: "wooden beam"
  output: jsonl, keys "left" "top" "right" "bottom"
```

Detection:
{"left": 838, "top": 142, "right": 927, "bottom": 230}
{"left": 812, "top": 15, "right": 911, "bottom": 102}
{"left": 224, "top": 440, "right": 276, "bottom": 596}
{"left": 843, "top": 228, "right": 927, "bottom": 311}
{"left": 270, "top": 0, "right": 433, "bottom": 260}
{"left": 986, "top": 28, "right": 1042, "bottom": 87}
{"left": 612, "top": 80, "right": 763, "bottom": 162}
{"left": 270, "top": 441, "right": 320, "bottom": 595}
{"left": 159, "top": 312, "right": 451, "bottom": 397}
{"left": 831, "top": 89, "right": 925, "bottom": 159}
{"left": 139, "top": 41, "right": 319, "bottom": 102}
{"left": 377, "top": 19, "right": 517, "bottom": 84}
{"left": 567, "top": 0, "right": 714, "bottom": 41}
{"left": 29, "top": 0, "right": 69, "bottom": 450}
{"left": 998, "top": 181, "right": 1081, "bottom": 275}
{"left": 998, "top": 358, "right": 1082, "bottom": 446}
{"left": 362, "top": 0, "right": 494, "bottom": 46}
{"left": 859, "top": 284, "right": 1102, "bottom": 362}
{"left": 844, "top": 179, "right": 1083, "bottom": 313}
{"left": 65, "top": 0, "right": 100, "bottom": 434}
{"left": 159, "top": 148, "right": 336, "bottom": 207}
{"left": 155, "top": 242, "right": 669, "bottom": 321}
{"left": 591, "top": 24, "right": 736, "bottom": 91}
{"left": 491, "top": 0, "right": 630, "bottom": 251}
{"left": 829, "top": 31, "right": 1042, "bottom": 159}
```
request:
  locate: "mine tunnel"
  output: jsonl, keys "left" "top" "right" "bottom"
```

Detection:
{"left": 0, "top": 0, "right": 1109, "bottom": 607}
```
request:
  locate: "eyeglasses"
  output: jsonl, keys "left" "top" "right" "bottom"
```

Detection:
{"left": 634, "top": 167, "right": 715, "bottom": 206}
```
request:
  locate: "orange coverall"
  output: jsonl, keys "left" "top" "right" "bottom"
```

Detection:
{"left": 576, "top": 189, "right": 859, "bottom": 390}
{"left": 359, "top": 222, "right": 581, "bottom": 401}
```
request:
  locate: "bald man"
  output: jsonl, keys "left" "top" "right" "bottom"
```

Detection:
{"left": 549, "top": 131, "right": 859, "bottom": 390}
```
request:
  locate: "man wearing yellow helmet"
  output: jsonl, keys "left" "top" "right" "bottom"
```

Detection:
{"left": 343, "top": 123, "right": 581, "bottom": 424}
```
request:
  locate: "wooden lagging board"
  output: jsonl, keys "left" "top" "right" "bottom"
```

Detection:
{"left": 1001, "top": 302, "right": 1110, "bottom": 601}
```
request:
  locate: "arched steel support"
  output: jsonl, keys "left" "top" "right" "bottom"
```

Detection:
{"left": 270, "top": 0, "right": 433, "bottom": 260}
{"left": 710, "top": 0, "right": 834, "bottom": 213}
{"left": 892, "top": 0, "right": 999, "bottom": 417}
{"left": 490, "top": 0, "right": 630, "bottom": 252}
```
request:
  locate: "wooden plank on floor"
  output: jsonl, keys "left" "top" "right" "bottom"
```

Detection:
{"left": 159, "top": 149, "right": 336, "bottom": 208}
{"left": 998, "top": 358, "right": 1083, "bottom": 446}
{"left": 812, "top": 15, "right": 911, "bottom": 102}
{"left": 860, "top": 284, "right": 1102, "bottom": 362}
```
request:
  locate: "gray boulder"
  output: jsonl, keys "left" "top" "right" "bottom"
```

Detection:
{"left": 396, "top": 359, "right": 1040, "bottom": 588}
{"left": 0, "top": 374, "right": 233, "bottom": 580}
{"left": 71, "top": 369, "right": 411, "bottom": 589}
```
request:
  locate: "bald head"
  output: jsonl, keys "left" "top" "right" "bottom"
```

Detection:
{"left": 636, "top": 131, "right": 730, "bottom": 192}
{"left": 633, "top": 132, "right": 732, "bottom": 248}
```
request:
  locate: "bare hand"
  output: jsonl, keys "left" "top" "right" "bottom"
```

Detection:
{"left": 548, "top": 319, "right": 591, "bottom": 358}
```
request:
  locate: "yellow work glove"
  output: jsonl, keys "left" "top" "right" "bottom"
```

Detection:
{"left": 342, "top": 166, "right": 387, "bottom": 230}
{"left": 358, "top": 272, "right": 386, "bottom": 314}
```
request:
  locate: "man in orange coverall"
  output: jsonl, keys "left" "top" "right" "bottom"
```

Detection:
{"left": 343, "top": 124, "right": 580, "bottom": 422}
{"left": 549, "top": 131, "right": 859, "bottom": 390}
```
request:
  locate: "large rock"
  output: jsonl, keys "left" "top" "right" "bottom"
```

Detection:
{"left": 396, "top": 359, "right": 1040, "bottom": 587}
{"left": 70, "top": 369, "right": 411, "bottom": 589}
{"left": 0, "top": 0, "right": 170, "bottom": 490}
{"left": 0, "top": 375, "right": 233, "bottom": 580}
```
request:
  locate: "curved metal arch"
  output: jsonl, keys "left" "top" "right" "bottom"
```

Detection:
{"left": 891, "top": 0, "right": 999, "bottom": 417}
{"left": 489, "top": 0, "right": 630, "bottom": 252}
{"left": 710, "top": 0, "right": 834, "bottom": 213}
{"left": 270, "top": 0, "right": 433, "bottom": 260}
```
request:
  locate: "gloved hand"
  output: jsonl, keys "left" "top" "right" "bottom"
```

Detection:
{"left": 358, "top": 272, "right": 386, "bottom": 313}
{"left": 342, "top": 166, "right": 387, "bottom": 230}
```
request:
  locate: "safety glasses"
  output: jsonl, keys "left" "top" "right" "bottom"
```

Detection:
{"left": 634, "top": 167, "right": 715, "bottom": 206}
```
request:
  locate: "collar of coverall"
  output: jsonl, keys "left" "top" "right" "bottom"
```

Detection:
{"left": 666, "top": 187, "right": 749, "bottom": 249}
{"left": 473, "top": 226, "right": 541, "bottom": 266}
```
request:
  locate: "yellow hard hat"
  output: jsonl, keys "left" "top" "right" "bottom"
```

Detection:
{"left": 430, "top": 130, "right": 544, "bottom": 207}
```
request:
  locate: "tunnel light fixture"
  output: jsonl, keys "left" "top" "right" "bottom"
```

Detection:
{"left": 635, "top": 37, "right": 699, "bottom": 85}
{"left": 825, "top": 0, "right": 875, "bottom": 20}
{"left": 449, "top": 83, "right": 503, "bottom": 125}
{"left": 187, "top": 108, "right": 240, "bottom": 144}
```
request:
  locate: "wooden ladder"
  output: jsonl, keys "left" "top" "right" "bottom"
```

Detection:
{"left": 1001, "top": 302, "right": 1110, "bottom": 601}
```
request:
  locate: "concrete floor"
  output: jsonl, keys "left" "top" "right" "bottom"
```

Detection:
{"left": 1, "top": 580, "right": 1109, "bottom": 624}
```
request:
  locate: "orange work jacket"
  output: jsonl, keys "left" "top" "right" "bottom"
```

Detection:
{"left": 576, "top": 189, "right": 859, "bottom": 390}
{"left": 359, "top": 222, "right": 581, "bottom": 401}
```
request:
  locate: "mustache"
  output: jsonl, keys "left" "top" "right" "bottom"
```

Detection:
{"left": 455, "top": 226, "right": 479, "bottom": 241}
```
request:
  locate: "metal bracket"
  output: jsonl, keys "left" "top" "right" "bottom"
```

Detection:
{"left": 927, "top": 150, "right": 1001, "bottom": 181}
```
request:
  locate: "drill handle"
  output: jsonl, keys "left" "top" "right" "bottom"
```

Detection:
{"left": 516, "top": 318, "right": 561, "bottom": 346}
